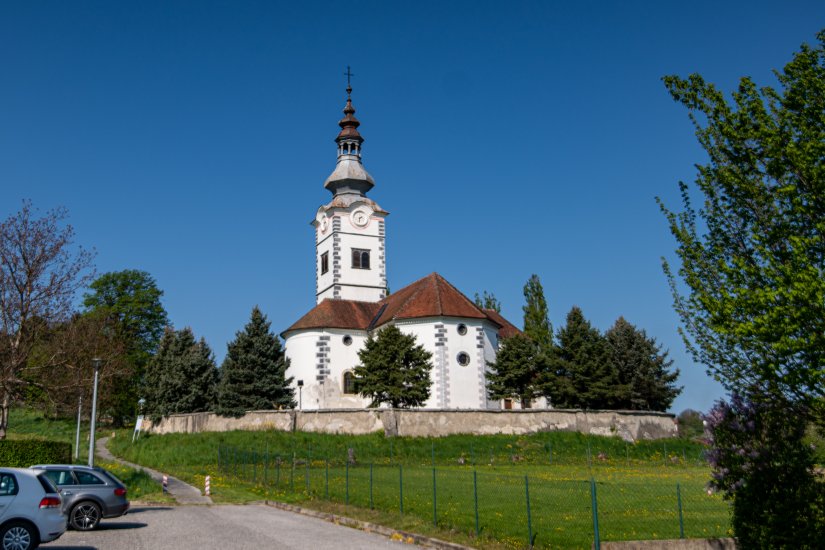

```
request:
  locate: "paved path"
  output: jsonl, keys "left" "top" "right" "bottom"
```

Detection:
{"left": 42, "top": 505, "right": 403, "bottom": 550}
{"left": 96, "top": 437, "right": 212, "bottom": 505}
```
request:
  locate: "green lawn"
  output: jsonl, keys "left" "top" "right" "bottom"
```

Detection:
{"left": 6, "top": 407, "right": 730, "bottom": 548}
{"left": 105, "top": 427, "right": 730, "bottom": 549}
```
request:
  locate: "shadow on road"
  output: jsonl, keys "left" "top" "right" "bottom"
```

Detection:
{"left": 125, "top": 506, "right": 174, "bottom": 514}
{"left": 97, "top": 521, "right": 147, "bottom": 530}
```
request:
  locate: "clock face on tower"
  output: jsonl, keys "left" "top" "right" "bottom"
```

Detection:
{"left": 320, "top": 217, "right": 329, "bottom": 233}
{"left": 351, "top": 207, "right": 370, "bottom": 228}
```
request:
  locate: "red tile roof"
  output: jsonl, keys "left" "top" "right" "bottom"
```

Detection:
{"left": 372, "top": 273, "right": 488, "bottom": 325}
{"left": 283, "top": 299, "right": 381, "bottom": 333}
{"left": 283, "top": 273, "right": 520, "bottom": 338}
{"left": 482, "top": 308, "right": 522, "bottom": 339}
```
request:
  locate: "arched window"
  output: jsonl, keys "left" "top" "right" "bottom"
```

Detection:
{"left": 352, "top": 248, "right": 370, "bottom": 269}
{"left": 343, "top": 372, "right": 358, "bottom": 395}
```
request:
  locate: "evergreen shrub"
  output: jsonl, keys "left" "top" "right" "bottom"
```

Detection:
{"left": 0, "top": 440, "right": 72, "bottom": 467}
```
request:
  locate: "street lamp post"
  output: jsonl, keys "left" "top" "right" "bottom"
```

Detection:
{"left": 297, "top": 380, "right": 303, "bottom": 411}
{"left": 88, "top": 358, "right": 102, "bottom": 467}
{"left": 74, "top": 395, "right": 82, "bottom": 461}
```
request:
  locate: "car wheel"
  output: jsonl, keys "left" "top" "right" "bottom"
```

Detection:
{"left": 70, "top": 501, "right": 101, "bottom": 531}
{"left": 0, "top": 521, "right": 38, "bottom": 550}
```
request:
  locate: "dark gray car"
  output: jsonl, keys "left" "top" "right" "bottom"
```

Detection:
{"left": 29, "top": 466, "right": 129, "bottom": 531}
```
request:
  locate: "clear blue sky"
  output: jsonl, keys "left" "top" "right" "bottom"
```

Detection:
{"left": 2, "top": 1, "right": 822, "bottom": 414}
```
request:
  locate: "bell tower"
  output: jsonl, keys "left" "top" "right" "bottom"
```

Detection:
{"left": 313, "top": 77, "right": 388, "bottom": 304}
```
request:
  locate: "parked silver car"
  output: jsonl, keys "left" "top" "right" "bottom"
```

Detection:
{"left": 29, "top": 465, "right": 129, "bottom": 531}
{"left": 0, "top": 467, "right": 66, "bottom": 550}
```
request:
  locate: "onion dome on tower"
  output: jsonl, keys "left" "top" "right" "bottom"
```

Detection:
{"left": 323, "top": 83, "right": 376, "bottom": 197}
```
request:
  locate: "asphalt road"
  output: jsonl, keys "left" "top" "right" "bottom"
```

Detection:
{"left": 42, "top": 505, "right": 403, "bottom": 550}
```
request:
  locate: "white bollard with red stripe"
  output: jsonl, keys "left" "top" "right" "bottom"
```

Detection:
{"left": 204, "top": 475, "right": 211, "bottom": 496}
{"left": 162, "top": 474, "right": 168, "bottom": 494}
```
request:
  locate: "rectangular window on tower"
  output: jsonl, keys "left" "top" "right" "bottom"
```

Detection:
{"left": 321, "top": 252, "right": 329, "bottom": 275}
{"left": 352, "top": 248, "right": 370, "bottom": 269}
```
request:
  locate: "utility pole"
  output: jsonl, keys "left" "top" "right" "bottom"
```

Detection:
{"left": 88, "top": 358, "right": 101, "bottom": 467}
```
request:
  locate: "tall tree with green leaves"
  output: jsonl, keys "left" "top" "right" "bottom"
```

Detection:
{"left": 143, "top": 327, "right": 218, "bottom": 421}
{"left": 659, "top": 30, "right": 825, "bottom": 544}
{"left": 522, "top": 274, "right": 553, "bottom": 353}
{"left": 551, "top": 306, "right": 618, "bottom": 409}
{"left": 473, "top": 290, "right": 502, "bottom": 313}
{"left": 657, "top": 30, "right": 825, "bottom": 418}
{"left": 83, "top": 270, "right": 168, "bottom": 357}
{"left": 486, "top": 333, "right": 545, "bottom": 408}
{"left": 353, "top": 325, "right": 432, "bottom": 408}
{"left": 83, "top": 269, "right": 168, "bottom": 424}
{"left": 216, "top": 306, "right": 294, "bottom": 417}
{"left": 605, "top": 317, "right": 681, "bottom": 411}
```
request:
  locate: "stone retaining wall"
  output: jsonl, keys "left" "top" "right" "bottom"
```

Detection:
{"left": 146, "top": 408, "right": 676, "bottom": 441}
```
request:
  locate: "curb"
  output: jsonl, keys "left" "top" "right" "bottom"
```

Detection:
{"left": 263, "top": 500, "right": 475, "bottom": 550}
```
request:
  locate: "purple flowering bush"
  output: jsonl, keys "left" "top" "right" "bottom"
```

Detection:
{"left": 704, "top": 393, "right": 825, "bottom": 548}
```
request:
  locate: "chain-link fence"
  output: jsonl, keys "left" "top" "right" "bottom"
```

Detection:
{"left": 216, "top": 444, "right": 729, "bottom": 549}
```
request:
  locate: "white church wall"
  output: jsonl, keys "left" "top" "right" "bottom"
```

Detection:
{"left": 285, "top": 329, "right": 370, "bottom": 410}
{"left": 482, "top": 324, "right": 500, "bottom": 410}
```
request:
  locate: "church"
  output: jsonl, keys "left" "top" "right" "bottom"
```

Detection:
{"left": 282, "top": 84, "right": 520, "bottom": 410}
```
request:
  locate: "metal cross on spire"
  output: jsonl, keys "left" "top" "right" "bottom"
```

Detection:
{"left": 344, "top": 66, "right": 354, "bottom": 95}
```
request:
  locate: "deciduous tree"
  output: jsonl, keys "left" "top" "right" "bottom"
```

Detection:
{"left": 353, "top": 325, "right": 432, "bottom": 408}
{"left": 83, "top": 269, "right": 168, "bottom": 424}
{"left": 216, "top": 306, "right": 294, "bottom": 417}
{"left": 522, "top": 274, "right": 553, "bottom": 353}
{"left": 473, "top": 290, "right": 501, "bottom": 313}
{"left": 658, "top": 30, "right": 825, "bottom": 417}
{"left": 0, "top": 201, "right": 94, "bottom": 438}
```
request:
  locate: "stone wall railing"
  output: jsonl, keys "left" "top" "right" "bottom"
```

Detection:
{"left": 145, "top": 408, "right": 677, "bottom": 441}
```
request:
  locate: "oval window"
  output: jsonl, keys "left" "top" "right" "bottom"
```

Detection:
{"left": 343, "top": 335, "right": 353, "bottom": 346}
{"left": 456, "top": 352, "right": 471, "bottom": 366}
{"left": 457, "top": 323, "right": 467, "bottom": 335}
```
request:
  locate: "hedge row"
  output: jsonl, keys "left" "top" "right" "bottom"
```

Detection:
{"left": 0, "top": 440, "right": 72, "bottom": 467}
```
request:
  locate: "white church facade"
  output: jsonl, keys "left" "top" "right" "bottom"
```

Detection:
{"left": 282, "top": 84, "right": 520, "bottom": 410}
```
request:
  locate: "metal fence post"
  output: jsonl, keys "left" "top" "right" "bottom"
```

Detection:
{"left": 305, "top": 452, "right": 310, "bottom": 493}
{"left": 390, "top": 439, "right": 394, "bottom": 463}
{"left": 431, "top": 440, "right": 435, "bottom": 466}
{"left": 217, "top": 445, "right": 222, "bottom": 472}
{"left": 290, "top": 452, "right": 295, "bottom": 492}
{"left": 677, "top": 483, "right": 685, "bottom": 538}
{"left": 276, "top": 455, "right": 281, "bottom": 487}
{"left": 525, "top": 475, "right": 534, "bottom": 548}
{"left": 233, "top": 448, "right": 237, "bottom": 478}
{"left": 264, "top": 449, "right": 269, "bottom": 486}
{"left": 432, "top": 467, "right": 437, "bottom": 527}
{"left": 369, "top": 463, "right": 374, "bottom": 509}
{"left": 325, "top": 459, "right": 329, "bottom": 499}
{"left": 399, "top": 465, "right": 404, "bottom": 514}
{"left": 253, "top": 451, "right": 258, "bottom": 483}
{"left": 590, "top": 478, "right": 601, "bottom": 550}
{"left": 345, "top": 460, "right": 350, "bottom": 505}
{"left": 473, "top": 470, "right": 480, "bottom": 537}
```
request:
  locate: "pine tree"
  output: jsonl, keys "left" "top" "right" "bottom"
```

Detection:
{"left": 522, "top": 274, "right": 553, "bottom": 353}
{"left": 473, "top": 290, "right": 502, "bottom": 312}
{"left": 551, "top": 307, "right": 618, "bottom": 409}
{"left": 142, "top": 327, "right": 218, "bottom": 421}
{"left": 605, "top": 317, "right": 681, "bottom": 411}
{"left": 353, "top": 325, "right": 432, "bottom": 408}
{"left": 216, "top": 306, "right": 294, "bottom": 417}
{"left": 486, "top": 333, "right": 545, "bottom": 408}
